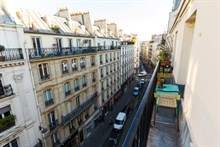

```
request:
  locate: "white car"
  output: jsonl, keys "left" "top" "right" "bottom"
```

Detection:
{"left": 138, "top": 71, "right": 147, "bottom": 77}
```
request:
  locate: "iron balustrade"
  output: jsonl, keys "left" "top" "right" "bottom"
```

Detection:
{"left": 72, "top": 67, "right": 78, "bottom": 71}
{"left": 28, "top": 47, "right": 97, "bottom": 59}
{"left": 75, "top": 86, "right": 80, "bottom": 92}
{"left": 82, "top": 83, "right": 87, "bottom": 87}
{"left": 49, "top": 119, "right": 59, "bottom": 130}
{"left": 81, "top": 64, "right": 86, "bottom": 69}
{"left": 40, "top": 74, "right": 50, "bottom": 80}
{"left": 122, "top": 62, "right": 159, "bottom": 147}
{"left": 45, "top": 99, "right": 54, "bottom": 107}
{"left": 62, "top": 69, "right": 69, "bottom": 74}
{"left": 0, "top": 48, "right": 24, "bottom": 61}
{"left": 91, "top": 63, "right": 95, "bottom": 66}
{"left": 0, "top": 84, "right": 14, "bottom": 98}
{"left": 65, "top": 90, "right": 71, "bottom": 96}
{"left": 61, "top": 92, "right": 97, "bottom": 124}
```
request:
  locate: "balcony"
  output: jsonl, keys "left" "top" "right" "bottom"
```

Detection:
{"left": 0, "top": 48, "right": 24, "bottom": 61}
{"left": 91, "top": 63, "right": 95, "bottom": 66}
{"left": 81, "top": 64, "right": 86, "bottom": 69}
{"left": 45, "top": 99, "right": 54, "bottom": 107}
{"left": 75, "top": 86, "right": 80, "bottom": 92}
{"left": 49, "top": 119, "right": 59, "bottom": 130}
{"left": 61, "top": 92, "right": 98, "bottom": 124}
{"left": 40, "top": 74, "right": 50, "bottom": 81}
{"left": 72, "top": 67, "right": 78, "bottom": 71}
{"left": 82, "top": 83, "right": 87, "bottom": 88}
{"left": 65, "top": 90, "right": 71, "bottom": 97}
{"left": 0, "top": 84, "right": 14, "bottom": 99}
{"left": 62, "top": 69, "right": 69, "bottom": 74}
{"left": 0, "top": 114, "right": 16, "bottom": 133}
{"left": 122, "top": 62, "right": 181, "bottom": 147}
{"left": 28, "top": 47, "right": 97, "bottom": 60}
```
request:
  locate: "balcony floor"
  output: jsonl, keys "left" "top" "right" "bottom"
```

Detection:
{"left": 147, "top": 107, "right": 181, "bottom": 147}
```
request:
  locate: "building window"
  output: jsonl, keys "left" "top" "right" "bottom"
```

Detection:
{"left": 92, "top": 72, "right": 96, "bottom": 82}
{"left": 91, "top": 56, "right": 95, "bottom": 66}
{"left": 76, "top": 96, "right": 80, "bottom": 107}
{"left": 68, "top": 39, "right": 72, "bottom": 50}
{"left": 0, "top": 78, "right": 4, "bottom": 96}
{"left": 44, "top": 89, "right": 53, "bottom": 107}
{"left": 39, "top": 63, "right": 50, "bottom": 80}
{"left": 56, "top": 38, "right": 62, "bottom": 50}
{"left": 51, "top": 132, "right": 59, "bottom": 145}
{"left": 106, "top": 79, "right": 109, "bottom": 87}
{"left": 101, "top": 82, "right": 104, "bottom": 91}
{"left": 71, "top": 59, "right": 78, "bottom": 71}
{"left": 76, "top": 39, "right": 81, "bottom": 49}
{"left": 80, "top": 57, "right": 86, "bottom": 69}
{"left": 105, "top": 54, "right": 108, "bottom": 62}
{"left": 3, "top": 139, "right": 18, "bottom": 147}
{"left": 48, "top": 111, "right": 57, "bottom": 130}
{"left": 32, "top": 37, "right": 41, "bottom": 56}
{"left": 82, "top": 75, "right": 87, "bottom": 87}
{"left": 106, "top": 66, "right": 108, "bottom": 75}
{"left": 100, "top": 55, "right": 103, "bottom": 64}
{"left": 61, "top": 61, "right": 69, "bottom": 74}
{"left": 74, "top": 79, "right": 80, "bottom": 91}
{"left": 100, "top": 68, "right": 103, "bottom": 78}
{"left": 110, "top": 53, "right": 112, "bottom": 61}
{"left": 64, "top": 82, "right": 71, "bottom": 96}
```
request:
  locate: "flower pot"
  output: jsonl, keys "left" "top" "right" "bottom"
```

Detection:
{"left": 0, "top": 56, "right": 5, "bottom": 61}
{"left": 157, "top": 79, "right": 163, "bottom": 88}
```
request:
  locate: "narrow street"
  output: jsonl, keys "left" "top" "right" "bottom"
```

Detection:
{"left": 82, "top": 66, "right": 152, "bottom": 147}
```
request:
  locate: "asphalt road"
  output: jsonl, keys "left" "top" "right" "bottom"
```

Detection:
{"left": 102, "top": 75, "right": 151, "bottom": 147}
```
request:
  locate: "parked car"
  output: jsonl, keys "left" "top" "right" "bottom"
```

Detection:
{"left": 133, "top": 87, "right": 139, "bottom": 96}
{"left": 113, "top": 112, "right": 126, "bottom": 131}
{"left": 137, "top": 82, "right": 142, "bottom": 89}
{"left": 138, "top": 71, "right": 147, "bottom": 77}
{"left": 140, "top": 79, "right": 145, "bottom": 85}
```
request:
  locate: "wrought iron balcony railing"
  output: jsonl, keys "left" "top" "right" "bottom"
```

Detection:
{"left": 0, "top": 84, "right": 14, "bottom": 98}
{"left": 65, "top": 90, "right": 71, "bottom": 97}
{"left": 40, "top": 74, "right": 50, "bottom": 80}
{"left": 28, "top": 47, "right": 97, "bottom": 59}
{"left": 122, "top": 62, "right": 159, "bottom": 147}
{"left": 0, "top": 48, "right": 24, "bottom": 61}
{"left": 45, "top": 99, "right": 54, "bottom": 107}
{"left": 75, "top": 86, "right": 80, "bottom": 92}
{"left": 49, "top": 119, "right": 59, "bottom": 130}
{"left": 61, "top": 92, "right": 97, "bottom": 124}
{"left": 91, "top": 63, "right": 95, "bottom": 66}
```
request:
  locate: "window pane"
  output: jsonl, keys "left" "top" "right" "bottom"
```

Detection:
{"left": 11, "top": 139, "right": 18, "bottom": 147}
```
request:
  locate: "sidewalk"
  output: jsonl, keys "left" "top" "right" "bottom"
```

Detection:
{"left": 82, "top": 80, "right": 137, "bottom": 147}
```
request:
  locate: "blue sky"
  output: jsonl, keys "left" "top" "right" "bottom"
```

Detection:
{"left": 13, "top": 0, "right": 173, "bottom": 41}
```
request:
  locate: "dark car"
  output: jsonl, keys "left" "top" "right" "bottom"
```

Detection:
{"left": 137, "top": 82, "right": 142, "bottom": 89}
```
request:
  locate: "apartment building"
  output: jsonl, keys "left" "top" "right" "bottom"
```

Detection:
{"left": 0, "top": 4, "right": 42, "bottom": 147}
{"left": 167, "top": 0, "right": 219, "bottom": 146}
{"left": 16, "top": 8, "right": 99, "bottom": 147}
{"left": 120, "top": 41, "right": 134, "bottom": 91}
{"left": 93, "top": 19, "right": 121, "bottom": 114}
{"left": 14, "top": 6, "right": 126, "bottom": 146}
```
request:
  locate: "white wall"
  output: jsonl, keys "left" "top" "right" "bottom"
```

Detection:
{"left": 170, "top": 0, "right": 219, "bottom": 146}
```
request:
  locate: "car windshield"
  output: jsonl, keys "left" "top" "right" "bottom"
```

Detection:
{"left": 115, "top": 119, "right": 123, "bottom": 125}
